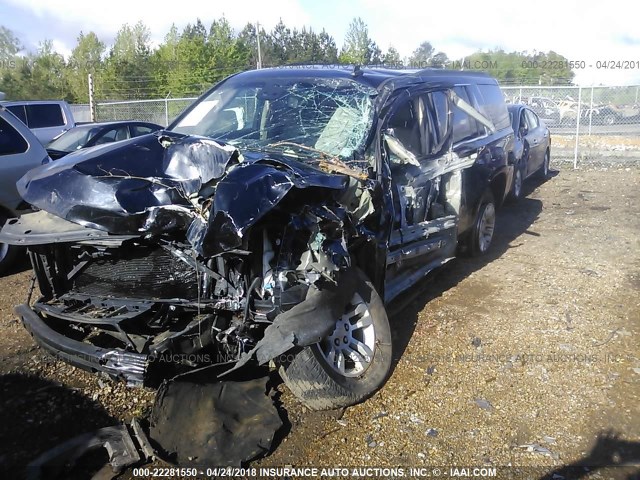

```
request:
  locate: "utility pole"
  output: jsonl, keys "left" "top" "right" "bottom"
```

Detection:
{"left": 88, "top": 73, "right": 96, "bottom": 122}
{"left": 255, "top": 22, "right": 262, "bottom": 69}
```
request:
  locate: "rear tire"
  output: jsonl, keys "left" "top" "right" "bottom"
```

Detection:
{"left": 278, "top": 268, "right": 392, "bottom": 410}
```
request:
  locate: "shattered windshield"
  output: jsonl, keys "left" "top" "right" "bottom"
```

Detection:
{"left": 171, "top": 76, "right": 377, "bottom": 165}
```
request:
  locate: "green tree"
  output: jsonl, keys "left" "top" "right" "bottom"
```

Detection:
{"left": 67, "top": 31, "right": 105, "bottom": 102}
{"left": 22, "top": 40, "right": 70, "bottom": 100}
{"left": 339, "top": 17, "right": 376, "bottom": 65}
{"left": 430, "top": 51, "right": 449, "bottom": 68}
{"left": 382, "top": 46, "right": 401, "bottom": 66}
{"left": 409, "top": 41, "right": 435, "bottom": 67}
{"left": 0, "top": 26, "right": 24, "bottom": 99}
{"left": 0, "top": 25, "right": 21, "bottom": 61}
{"left": 317, "top": 29, "right": 338, "bottom": 63}
{"left": 463, "top": 49, "right": 574, "bottom": 85}
{"left": 101, "top": 21, "right": 153, "bottom": 99}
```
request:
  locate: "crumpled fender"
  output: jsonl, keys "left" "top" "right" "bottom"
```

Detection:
{"left": 16, "top": 132, "right": 239, "bottom": 234}
{"left": 195, "top": 158, "right": 348, "bottom": 256}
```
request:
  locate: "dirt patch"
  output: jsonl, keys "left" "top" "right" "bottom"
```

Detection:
{"left": 0, "top": 167, "right": 638, "bottom": 477}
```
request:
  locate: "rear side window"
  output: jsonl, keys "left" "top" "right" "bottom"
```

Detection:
{"left": 423, "top": 91, "right": 450, "bottom": 156}
{"left": 26, "top": 104, "right": 65, "bottom": 128}
{"left": 0, "top": 117, "right": 29, "bottom": 155}
{"left": 525, "top": 109, "right": 539, "bottom": 129}
{"left": 476, "top": 84, "right": 511, "bottom": 131}
{"left": 6, "top": 105, "right": 27, "bottom": 125}
{"left": 93, "top": 126, "right": 129, "bottom": 145}
{"left": 132, "top": 125, "right": 156, "bottom": 136}
{"left": 451, "top": 86, "right": 482, "bottom": 143}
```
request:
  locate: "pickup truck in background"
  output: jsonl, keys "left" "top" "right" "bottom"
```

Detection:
{"left": 0, "top": 100, "right": 75, "bottom": 144}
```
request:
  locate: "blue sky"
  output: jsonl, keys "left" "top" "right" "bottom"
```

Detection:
{"left": 2, "top": 0, "right": 640, "bottom": 85}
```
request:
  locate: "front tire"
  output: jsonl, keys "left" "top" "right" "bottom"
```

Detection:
{"left": 278, "top": 268, "right": 392, "bottom": 410}
{"left": 466, "top": 190, "right": 496, "bottom": 257}
{"left": 538, "top": 149, "right": 550, "bottom": 179}
{"left": 508, "top": 164, "right": 524, "bottom": 203}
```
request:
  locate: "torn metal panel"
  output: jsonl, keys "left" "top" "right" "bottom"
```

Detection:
{"left": 197, "top": 157, "right": 349, "bottom": 256}
{"left": 149, "top": 377, "right": 282, "bottom": 466}
{"left": 26, "top": 424, "right": 141, "bottom": 480}
{"left": 16, "top": 132, "right": 239, "bottom": 236}
{"left": 0, "top": 210, "right": 135, "bottom": 246}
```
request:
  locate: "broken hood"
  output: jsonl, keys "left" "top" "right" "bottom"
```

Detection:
{"left": 17, "top": 131, "right": 350, "bottom": 255}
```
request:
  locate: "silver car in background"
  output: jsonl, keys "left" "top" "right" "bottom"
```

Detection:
{"left": 0, "top": 105, "right": 50, "bottom": 273}
{"left": 0, "top": 100, "right": 75, "bottom": 144}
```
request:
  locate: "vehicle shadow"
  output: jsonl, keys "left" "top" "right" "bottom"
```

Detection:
{"left": 386, "top": 174, "right": 549, "bottom": 375}
{"left": 540, "top": 430, "right": 640, "bottom": 479}
{"left": 0, "top": 373, "right": 117, "bottom": 479}
{"left": 0, "top": 250, "right": 31, "bottom": 278}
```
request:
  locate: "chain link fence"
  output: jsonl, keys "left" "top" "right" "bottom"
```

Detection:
{"left": 502, "top": 85, "right": 640, "bottom": 168}
{"left": 73, "top": 85, "right": 640, "bottom": 168}
{"left": 95, "top": 98, "right": 196, "bottom": 127}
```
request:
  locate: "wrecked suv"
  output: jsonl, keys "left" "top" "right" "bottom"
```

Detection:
{"left": 0, "top": 67, "right": 513, "bottom": 410}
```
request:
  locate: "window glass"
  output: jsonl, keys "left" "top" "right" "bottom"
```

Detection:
{"left": 132, "top": 125, "right": 156, "bottom": 137}
{"left": 451, "top": 86, "right": 480, "bottom": 143}
{"left": 172, "top": 79, "right": 376, "bottom": 162}
{"left": 424, "top": 91, "right": 450, "bottom": 155}
{"left": 93, "top": 126, "right": 129, "bottom": 145}
{"left": 387, "top": 98, "right": 424, "bottom": 157}
{"left": 0, "top": 117, "right": 28, "bottom": 155}
{"left": 525, "top": 109, "right": 539, "bottom": 129}
{"left": 48, "top": 125, "right": 100, "bottom": 152}
{"left": 26, "top": 104, "right": 65, "bottom": 128}
{"left": 6, "top": 105, "right": 27, "bottom": 124}
{"left": 476, "top": 84, "right": 511, "bottom": 131}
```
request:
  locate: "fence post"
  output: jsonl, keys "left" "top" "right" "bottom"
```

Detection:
{"left": 573, "top": 86, "right": 582, "bottom": 169}
{"left": 588, "top": 86, "right": 594, "bottom": 136}
{"left": 164, "top": 92, "right": 171, "bottom": 127}
{"left": 88, "top": 73, "right": 96, "bottom": 122}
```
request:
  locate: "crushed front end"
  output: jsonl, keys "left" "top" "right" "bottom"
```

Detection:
{"left": 4, "top": 132, "right": 379, "bottom": 386}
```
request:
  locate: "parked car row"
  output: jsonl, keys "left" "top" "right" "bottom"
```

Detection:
{"left": 512, "top": 96, "right": 640, "bottom": 126}
{"left": 507, "top": 104, "right": 551, "bottom": 201}
{"left": 0, "top": 67, "right": 552, "bottom": 411}
{"left": 0, "top": 103, "right": 162, "bottom": 273}
{"left": 46, "top": 121, "right": 162, "bottom": 159}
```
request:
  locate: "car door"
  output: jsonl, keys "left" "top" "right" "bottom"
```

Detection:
{"left": 382, "top": 89, "right": 458, "bottom": 300}
{"left": 523, "top": 109, "right": 545, "bottom": 176}
{"left": 0, "top": 112, "right": 48, "bottom": 211}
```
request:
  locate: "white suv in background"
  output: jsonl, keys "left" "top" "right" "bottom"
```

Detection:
{"left": 0, "top": 105, "right": 50, "bottom": 274}
{"left": 0, "top": 100, "right": 75, "bottom": 144}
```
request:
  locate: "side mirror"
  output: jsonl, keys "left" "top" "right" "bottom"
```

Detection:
{"left": 383, "top": 129, "right": 420, "bottom": 167}
{"left": 520, "top": 125, "right": 528, "bottom": 137}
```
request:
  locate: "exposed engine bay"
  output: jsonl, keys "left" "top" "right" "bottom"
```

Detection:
{"left": 2, "top": 128, "right": 469, "bottom": 387}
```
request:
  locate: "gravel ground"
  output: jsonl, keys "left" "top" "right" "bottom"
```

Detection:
{"left": 0, "top": 166, "right": 638, "bottom": 478}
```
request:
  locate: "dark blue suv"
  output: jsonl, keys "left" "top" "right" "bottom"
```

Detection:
{"left": 0, "top": 66, "right": 513, "bottom": 410}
